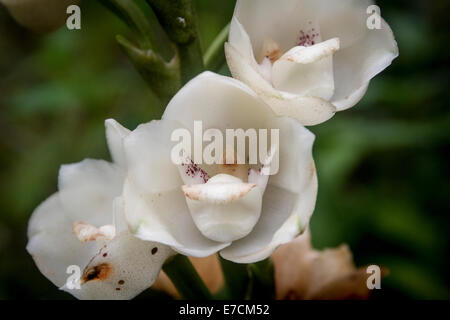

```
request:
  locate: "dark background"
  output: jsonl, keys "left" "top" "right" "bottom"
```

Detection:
{"left": 0, "top": 0, "right": 449, "bottom": 299}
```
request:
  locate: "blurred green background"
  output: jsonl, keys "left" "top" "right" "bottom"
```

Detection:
{"left": 0, "top": 0, "right": 449, "bottom": 299}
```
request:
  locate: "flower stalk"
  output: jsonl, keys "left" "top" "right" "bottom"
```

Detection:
{"left": 162, "top": 255, "right": 213, "bottom": 300}
{"left": 99, "top": 0, "right": 180, "bottom": 105}
{"left": 219, "top": 256, "right": 250, "bottom": 299}
{"left": 116, "top": 35, "right": 180, "bottom": 108}
{"left": 146, "top": 0, "right": 204, "bottom": 84}
{"left": 247, "top": 259, "right": 275, "bottom": 300}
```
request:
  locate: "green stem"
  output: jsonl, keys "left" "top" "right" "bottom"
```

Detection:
{"left": 99, "top": 0, "right": 153, "bottom": 49}
{"left": 219, "top": 256, "right": 250, "bottom": 299}
{"left": 204, "top": 23, "right": 230, "bottom": 71}
{"left": 146, "top": 0, "right": 205, "bottom": 83}
{"left": 99, "top": 0, "right": 179, "bottom": 105}
{"left": 178, "top": 40, "right": 204, "bottom": 84}
{"left": 163, "top": 255, "right": 212, "bottom": 300}
{"left": 247, "top": 259, "right": 275, "bottom": 300}
{"left": 116, "top": 35, "right": 180, "bottom": 106}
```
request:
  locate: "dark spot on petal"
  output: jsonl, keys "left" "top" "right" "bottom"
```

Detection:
{"left": 103, "top": 253, "right": 107, "bottom": 257}
{"left": 118, "top": 280, "right": 125, "bottom": 285}
{"left": 116, "top": 288, "right": 121, "bottom": 291}
{"left": 82, "top": 263, "right": 113, "bottom": 283}
{"left": 151, "top": 247, "right": 158, "bottom": 255}
{"left": 182, "top": 157, "right": 209, "bottom": 183}
{"left": 298, "top": 28, "right": 319, "bottom": 47}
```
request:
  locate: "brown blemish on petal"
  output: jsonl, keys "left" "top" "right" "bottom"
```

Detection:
{"left": 267, "top": 50, "right": 282, "bottom": 64}
{"left": 103, "top": 253, "right": 108, "bottom": 258}
{"left": 81, "top": 263, "right": 113, "bottom": 284}
{"left": 118, "top": 280, "right": 125, "bottom": 285}
{"left": 259, "top": 37, "right": 283, "bottom": 64}
{"left": 151, "top": 247, "right": 158, "bottom": 255}
{"left": 116, "top": 288, "right": 121, "bottom": 291}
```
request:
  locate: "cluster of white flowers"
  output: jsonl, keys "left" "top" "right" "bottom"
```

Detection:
{"left": 20, "top": 0, "right": 397, "bottom": 299}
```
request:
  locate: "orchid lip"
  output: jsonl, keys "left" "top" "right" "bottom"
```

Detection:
{"left": 182, "top": 179, "right": 256, "bottom": 204}
{"left": 182, "top": 174, "right": 264, "bottom": 243}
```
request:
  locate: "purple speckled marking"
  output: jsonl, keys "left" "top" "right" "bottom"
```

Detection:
{"left": 298, "top": 22, "right": 319, "bottom": 47}
{"left": 181, "top": 158, "right": 209, "bottom": 183}
{"left": 248, "top": 164, "right": 264, "bottom": 176}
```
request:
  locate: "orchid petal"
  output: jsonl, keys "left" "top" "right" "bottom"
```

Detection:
{"left": 63, "top": 232, "right": 175, "bottom": 300}
{"left": 58, "top": 159, "right": 124, "bottom": 227}
{"left": 331, "top": 18, "right": 398, "bottom": 110}
{"left": 226, "top": 43, "right": 336, "bottom": 125}
{"left": 272, "top": 38, "right": 339, "bottom": 100}
{"left": 105, "top": 119, "right": 131, "bottom": 168}
{"left": 163, "top": 71, "right": 275, "bottom": 131}
{"left": 123, "top": 178, "right": 230, "bottom": 257}
{"left": 27, "top": 194, "right": 97, "bottom": 288}
{"left": 220, "top": 117, "right": 317, "bottom": 263}
{"left": 124, "top": 120, "right": 184, "bottom": 194}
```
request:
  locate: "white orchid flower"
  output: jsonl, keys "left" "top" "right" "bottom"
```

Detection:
{"left": 225, "top": 0, "right": 399, "bottom": 125}
{"left": 27, "top": 119, "right": 174, "bottom": 300}
{"left": 0, "top": 0, "right": 80, "bottom": 33}
{"left": 123, "top": 72, "right": 318, "bottom": 263}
